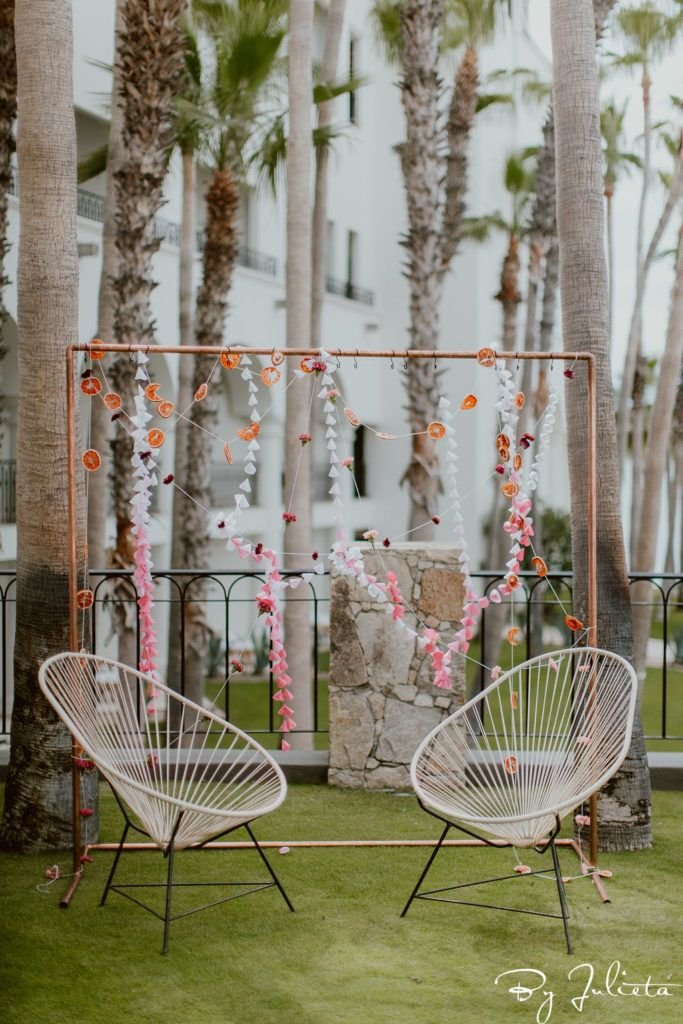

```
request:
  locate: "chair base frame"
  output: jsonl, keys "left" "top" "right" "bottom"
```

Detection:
{"left": 101, "top": 789, "right": 294, "bottom": 954}
{"left": 401, "top": 802, "right": 572, "bottom": 954}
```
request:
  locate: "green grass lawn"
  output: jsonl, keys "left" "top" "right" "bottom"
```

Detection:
{"left": 2, "top": 785, "right": 682, "bottom": 1024}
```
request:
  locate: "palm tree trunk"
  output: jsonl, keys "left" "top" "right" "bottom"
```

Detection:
{"left": 167, "top": 148, "right": 197, "bottom": 697}
{"left": 0, "top": 0, "right": 16, "bottom": 370}
{"left": 285, "top": 0, "right": 315, "bottom": 751}
{"left": 629, "top": 354, "right": 647, "bottom": 563}
{"left": 399, "top": 0, "right": 444, "bottom": 536}
{"left": 664, "top": 454, "right": 676, "bottom": 574}
{"left": 0, "top": 0, "right": 96, "bottom": 850}
{"left": 179, "top": 168, "right": 239, "bottom": 707}
{"left": 496, "top": 233, "right": 522, "bottom": 353}
{"left": 617, "top": 136, "right": 683, "bottom": 475}
{"left": 632, "top": 225, "right": 683, "bottom": 678}
{"left": 605, "top": 188, "right": 614, "bottom": 348}
{"left": 551, "top": 0, "right": 651, "bottom": 851}
{"left": 439, "top": 43, "right": 478, "bottom": 275}
{"left": 87, "top": 0, "right": 126, "bottom": 573}
{"left": 107, "top": 0, "right": 185, "bottom": 664}
{"left": 311, "top": 0, "right": 347, "bottom": 351}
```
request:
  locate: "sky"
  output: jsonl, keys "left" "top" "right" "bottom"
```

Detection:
{"left": 527, "top": 0, "right": 682, "bottom": 381}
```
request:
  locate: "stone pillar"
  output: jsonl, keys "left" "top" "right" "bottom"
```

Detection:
{"left": 328, "top": 543, "right": 466, "bottom": 790}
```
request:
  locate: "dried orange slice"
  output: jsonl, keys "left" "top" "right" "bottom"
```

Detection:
{"left": 476, "top": 347, "right": 496, "bottom": 368}
{"left": 81, "top": 376, "right": 102, "bottom": 397}
{"left": 194, "top": 382, "right": 208, "bottom": 402}
{"left": 223, "top": 443, "right": 233, "bottom": 465}
{"left": 82, "top": 449, "right": 101, "bottom": 472}
{"left": 460, "top": 394, "right": 477, "bottom": 411}
{"left": 147, "top": 429, "right": 165, "bottom": 448}
{"left": 220, "top": 351, "right": 241, "bottom": 370}
{"left": 157, "top": 401, "right": 174, "bottom": 418}
{"left": 502, "top": 481, "right": 519, "bottom": 498}
{"left": 261, "top": 366, "right": 281, "bottom": 386}
{"left": 506, "top": 573, "right": 520, "bottom": 590}
{"left": 564, "top": 615, "right": 584, "bottom": 632}
{"left": 498, "top": 446, "right": 510, "bottom": 463}
{"left": 103, "top": 392, "right": 121, "bottom": 411}
{"left": 377, "top": 431, "right": 397, "bottom": 440}
{"left": 344, "top": 407, "right": 360, "bottom": 427}
{"left": 89, "top": 339, "right": 105, "bottom": 361}
{"left": 514, "top": 391, "right": 525, "bottom": 409}
{"left": 300, "top": 357, "right": 314, "bottom": 373}
{"left": 510, "top": 691, "right": 519, "bottom": 710}
{"left": 76, "top": 589, "right": 94, "bottom": 609}
{"left": 496, "top": 433, "right": 510, "bottom": 451}
{"left": 506, "top": 626, "right": 521, "bottom": 646}
{"left": 532, "top": 556, "right": 548, "bottom": 578}
{"left": 427, "top": 422, "right": 446, "bottom": 440}
{"left": 145, "top": 383, "right": 161, "bottom": 402}
{"left": 513, "top": 453, "right": 522, "bottom": 471}
{"left": 270, "top": 350, "right": 285, "bottom": 366}
{"left": 238, "top": 423, "right": 260, "bottom": 442}
{"left": 503, "top": 755, "right": 518, "bottom": 775}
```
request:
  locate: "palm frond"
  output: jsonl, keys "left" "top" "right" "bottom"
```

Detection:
{"left": 77, "top": 143, "right": 109, "bottom": 183}
{"left": 476, "top": 92, "right": 513, "bottom": 113}
{"left": 371, "top": 0, "right": 403, "bottom": 65}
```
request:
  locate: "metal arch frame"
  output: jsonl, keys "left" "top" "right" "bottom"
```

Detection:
{"left": 63, "top": 344, "right": 598, "bottom": 907}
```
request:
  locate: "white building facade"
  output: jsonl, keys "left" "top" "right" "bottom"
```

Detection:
{"left": 1, "top": 1, "right": 568, "bottom": 693}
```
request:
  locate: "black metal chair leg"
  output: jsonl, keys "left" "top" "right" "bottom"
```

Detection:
{"left": 100, "top": 821, "right": 130, "bottom": 907}
{"left": 162, "top": 844, "right": 176, "bottom": 955}
{"left": 550, "top": 840, "right": 572, "bottom": 955}
{"left": 401, "top": 823, "right": 451, "bottom": 917}
{"left": 244, "top": 823, "right": 295, "bottom": 912}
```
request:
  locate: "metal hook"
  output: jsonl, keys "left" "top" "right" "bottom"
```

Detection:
{"left": 335, "top": 349, "right": 342, "bottom": 370}
{"left": 550, "top": 354, "right": 554, "bottom": 372}
{"left": 390, "top": 351, "right": 395, "bottom": 371}
{"left": 403, "top": 354, "right": 408, "bottom": 371}
{"left": 516, "top": 352, "right": 520, "bottom": 372}
{"left": 353, "top": 349, "right": 359, "bottom": 370}
{"left": 434, "top": 353, "right": 438, "bottom": 371}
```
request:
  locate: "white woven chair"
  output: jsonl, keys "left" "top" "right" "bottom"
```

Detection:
{"left": 401, "top": 647, "right": 637, "bottom": 952}
{"left": 39, "top": 652, "right": 293, "bottom": 953}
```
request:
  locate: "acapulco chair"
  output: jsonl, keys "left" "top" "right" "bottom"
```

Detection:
{"left": 401, "top": 647, "right": 637, "bottom": 952}
{"left": 39, "top": 653, "right": 294, "bottom": 953}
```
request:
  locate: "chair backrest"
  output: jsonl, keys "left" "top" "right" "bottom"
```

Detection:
{"left": 411, "top": 647, "right": 637, "bottom": 846}
{"left": 39, "top": 653, "right": 287, "bottom": 849}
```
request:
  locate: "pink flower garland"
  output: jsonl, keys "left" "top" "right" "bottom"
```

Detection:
{"left": 130, "top": 372, "right": 160, "bottom": 682}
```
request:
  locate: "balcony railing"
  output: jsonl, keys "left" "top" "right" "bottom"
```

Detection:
{"left": 325, "top": 274, "right": 374, "bottom": 306}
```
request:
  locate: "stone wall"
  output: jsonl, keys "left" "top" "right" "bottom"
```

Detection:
{"left": 328, "top": 544, "right": 466, "bottom": 790}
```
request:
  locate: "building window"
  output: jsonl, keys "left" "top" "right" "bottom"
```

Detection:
{"left": 326, "top": 220, "right": 336, "bottom": 278}
{"left": 346, "top": 229, "right": 357, "bottom": 298}
{"left": 349, "top": 36, "right": 358, "bottom": 125}
{"left": 352, "top": 426, "right": 367, "bottom": 498}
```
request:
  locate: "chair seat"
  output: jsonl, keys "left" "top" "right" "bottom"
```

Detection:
{"left": 411, "top": 646, "right": 638, "bottom": 847}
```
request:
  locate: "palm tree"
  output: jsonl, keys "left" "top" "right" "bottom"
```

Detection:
{"left": 465, "top": 152, "right": 535, "bottom": 352}
{"left": 600, "top": 99, "right": 642, "bottom": 346}
{"left": 311, "top": 0, "right": 348, "bottom": 351}
{"left": 284, "top": 0, "right": 315, "bottom": 750}
{"left": 0, "top": 0, "right": 16, "bottom": 402}
{"left": 86, "top": 0, "right": 127, "bottom": 574}
{"left": 631, "top": 223, "right": 683, "bottom": 675}
{"left": 106, "top": 0, "right": 186, "bottom": 668}
{"left": 613, "top": 1, "right": 683, "bottom": 474}
{"left": 373, "top": 0, "right": 504, "bottom": 534}
{"left": 172, "top": 0, "right": 287, "bottom": 706}
{"left": 550, "top": 0, "right": 651, "bottom": 851}
{"left": 0, "top": 0, "right": 95, "bottom": 850}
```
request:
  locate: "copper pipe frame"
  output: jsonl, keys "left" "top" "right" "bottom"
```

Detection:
{"left": 64, "top": 346, "right": 602, "bottom": 902}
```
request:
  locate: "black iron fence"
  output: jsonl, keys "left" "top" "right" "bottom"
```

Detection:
{"left": 0, "top": 568, "right": 681, "bottom": 742}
